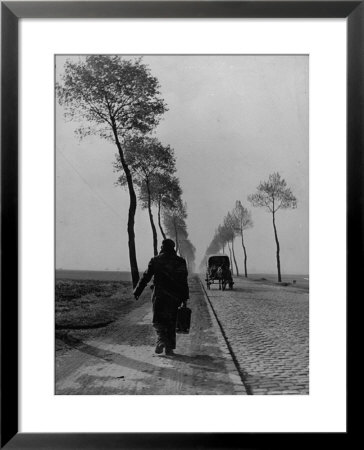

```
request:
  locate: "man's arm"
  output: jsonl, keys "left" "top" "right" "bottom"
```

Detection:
{"left": 133, "top": 259, "right": 154, "bottom": 300}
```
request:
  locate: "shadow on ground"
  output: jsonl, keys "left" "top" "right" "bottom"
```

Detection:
{"left": 56, "top": 332, "right": 234, "bottom": 392}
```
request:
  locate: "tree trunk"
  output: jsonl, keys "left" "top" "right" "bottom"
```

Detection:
{"left": 231, "top": 238, "right": 239, "bottom": 276}
{"left": 157, "top": 199, "right": 167, "bottom": 239}
{"left": 241, "top": 229, "right": 248, "bottom": 278}
{"left": 272, "top": 211, "right": 282, "bottom": 282}
{"left": 146, "top": 180, "right": 158, "bottom": 256}
{"left": 222, "top": 243, "right": 225, "bottom": 254}
{"left": 112, "top": 125, "right": 139, "bottom": 287}
{"left": 227, "top": 241, "right": 234, "bottom": 275}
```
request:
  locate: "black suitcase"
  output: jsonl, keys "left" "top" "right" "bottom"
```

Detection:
{"left": 176, "top": 305, "right": 192, "bottom": 334}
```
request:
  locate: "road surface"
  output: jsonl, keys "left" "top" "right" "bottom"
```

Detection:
{"left": 56, "top": 275, "right": 308, "bottom": 395}
{"left": 56, "top": 276, "right": 246, "bottom": 395}
{"left": 202, "top": 276, "right": 309, "bottom": 394}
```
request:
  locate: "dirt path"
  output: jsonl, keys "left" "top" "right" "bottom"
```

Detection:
{"left": 56, "top": 276, "right": 246, "bottom": 395}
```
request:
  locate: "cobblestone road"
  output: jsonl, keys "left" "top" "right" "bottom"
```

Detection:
{"left": 202, "top": 276, "right": 309, "bottom": 395}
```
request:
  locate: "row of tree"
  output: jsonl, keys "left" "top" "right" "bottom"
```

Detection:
{"left": 114, "top": 135, "right": 196, "bottom": 272}
{"left": 202, "top": 173, "right": 297, "bottom": 282}
{"left": 57, "top": 55, "right": 195, "bottom": 286}
{"left": 201, "top": 201, "right": 253, "bottom": 278}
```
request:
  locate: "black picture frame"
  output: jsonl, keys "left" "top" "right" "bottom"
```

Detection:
{"left": 1, "top": 1, "right": 356, "bottom": 448}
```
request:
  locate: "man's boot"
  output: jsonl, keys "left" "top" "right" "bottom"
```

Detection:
{"left": 155, "top": 340, "right": 165, "bottom": 354}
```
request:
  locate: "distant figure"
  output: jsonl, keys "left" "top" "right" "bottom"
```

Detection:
{"left": 217, "top": 264, "right": 234, "bottom": 290}
{"left": 133, "top": 239, "right": 189, "bottom": 356}
{"left": 209, "top": 264, "right": 217, "bottom": 278}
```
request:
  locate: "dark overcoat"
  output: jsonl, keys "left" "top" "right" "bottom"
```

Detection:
{"left": 133, "top": 250, "right": 189, "bottom": 324}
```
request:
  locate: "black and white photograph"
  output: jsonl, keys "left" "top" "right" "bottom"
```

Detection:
{"left": 55, "top": 54, "right": 309, "bottom": 395}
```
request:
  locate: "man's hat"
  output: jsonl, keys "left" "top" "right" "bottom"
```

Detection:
{"left": 161, "top": 238, "right": 175, "bottom": 251}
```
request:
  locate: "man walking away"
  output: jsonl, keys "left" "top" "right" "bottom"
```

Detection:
{"left": 133, "top": 239, "right": 189, "bottom": 356}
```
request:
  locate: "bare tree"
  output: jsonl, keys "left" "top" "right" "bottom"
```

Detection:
{"left": 248, "top": 172, "right": 297, "bottom": 282}
{"left": 114, "top": 136, "right": 176, "bottom": 256}
{"left": 205, "top": 229, "right": 223, "bottom": 256}
{"left": 233, "top": 200, "right": 253, "bottom": 277}
{"left": 145, "top": 174, "right": 182, "bottom": 240}
{"left": 163, "top": 198, "right": 187, "bottom": 254}
{"left": 57, "top": 56, "right": 167, "bottom": 287}
{"left": 216, "top": 224, "right": 228, "bottom": 255}
{"left": 179, "top": 238, "right": 196, "bottom": 273}
{"left": 203, "top": 224, "right": 234, "bottom": 274}
{"left": 223, "top": 212, "right": 239, "bottom": 276}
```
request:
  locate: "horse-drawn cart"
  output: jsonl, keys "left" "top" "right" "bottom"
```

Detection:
{"left": 205, "top": 255, "right": 234, "bottom": 290}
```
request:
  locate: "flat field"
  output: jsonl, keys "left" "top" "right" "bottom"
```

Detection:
{"left": 55, "top": 278, "right": 134, "bottom": 355}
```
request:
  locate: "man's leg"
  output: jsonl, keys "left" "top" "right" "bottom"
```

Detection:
{"left": 164, "top": 311, "right": 178, "bottom": 355}
{"left": 153, "top": 322, "right": 167, "bottom": 354}
{"left": 153, "top": 301, "right": 170, "bottom": 354}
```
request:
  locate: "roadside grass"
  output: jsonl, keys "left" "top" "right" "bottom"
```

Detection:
{"left": 235, "top": 275, "right": 309, "bottom": 291}
{"left": 55, "top": 279, "right": 133, "bottom": 330}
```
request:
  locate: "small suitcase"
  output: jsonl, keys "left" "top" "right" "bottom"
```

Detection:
{"left": 176, "top": 305, "right": 192, "bottom": 334}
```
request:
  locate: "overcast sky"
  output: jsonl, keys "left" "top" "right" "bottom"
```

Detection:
{"left": 56, "top": 55, "right": 308, "bottom": 275}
